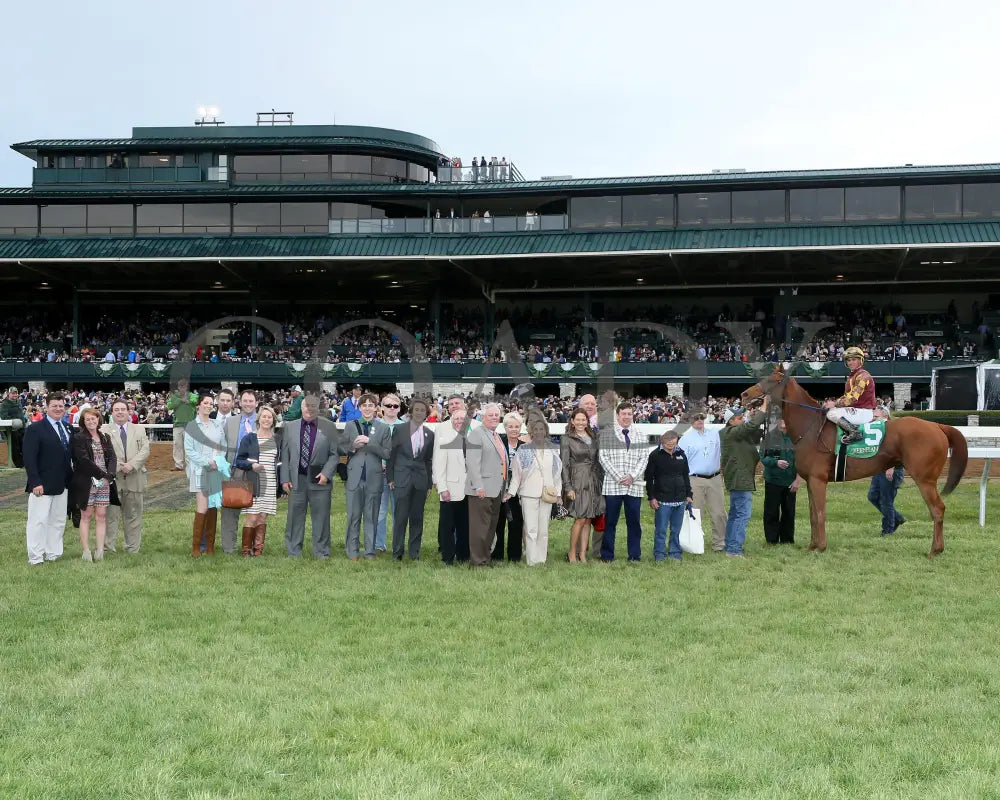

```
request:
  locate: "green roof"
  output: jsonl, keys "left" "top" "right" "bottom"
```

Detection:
{"left": 1, "top": 221, "right": 997, "bottom": 261}
{"left": 13, "top": 125, "right": 444, "bottom": 163}
{"left": 5, "top": 162, "right": 1000, "bottom": 201}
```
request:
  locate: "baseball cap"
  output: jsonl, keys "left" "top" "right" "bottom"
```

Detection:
{"left": 723, "top": 406, "right": 746, "bottom": 423}
{"left": 290, "top": 385, "right": 303, "bottom": 393}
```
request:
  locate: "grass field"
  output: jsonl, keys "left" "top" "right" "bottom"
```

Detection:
{"left": 2, "top": 478, "right": 999, "bottom": 799}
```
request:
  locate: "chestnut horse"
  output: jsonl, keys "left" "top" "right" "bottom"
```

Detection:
{"left": 741, "top": 366, "right": 968, "bottom": 557}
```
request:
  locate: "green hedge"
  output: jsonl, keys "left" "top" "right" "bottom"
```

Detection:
{"left": 892, "top": 410, "right": 1000, "bottom": 426}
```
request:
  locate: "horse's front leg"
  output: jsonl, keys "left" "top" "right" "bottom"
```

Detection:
{"left": 806, "top": 476, "right": 828, "bottom": 552}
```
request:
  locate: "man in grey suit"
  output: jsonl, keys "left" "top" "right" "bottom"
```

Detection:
{"left": 220, "top": 390, "right": 258, "bottom": 553}
{"left": 279, "top": 395, "right": 340, "bottom": 558}
{"left": 466, "top": 402, "right": 508, "bottom": 567}
{"left": 386, "top": 397, "right": 434, "bottom": 561}
{"left": 340, "top": 393, "right": 390, "bottom": 560}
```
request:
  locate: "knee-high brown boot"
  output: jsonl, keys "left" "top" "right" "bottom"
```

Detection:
{"left": 240, "top": 525, "right": 255, "bottom": 557}
{"left": 252, "top": 522, "right": 266, "bottom": 557}
{"left": 192, "top": 512, "right": 205, "bottom": 557}
{"left": 203, "top": 508, "right": 217, "bottom": 555}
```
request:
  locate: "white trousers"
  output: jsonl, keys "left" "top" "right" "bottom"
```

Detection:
{"left": 26, "top": 490, "right": 67, "bottom": 564}
{"left": 826, "top": 407, "right": 874, "bottom": 426}
{"left": 520, "top": 495, "right": 552, "bottom": 566}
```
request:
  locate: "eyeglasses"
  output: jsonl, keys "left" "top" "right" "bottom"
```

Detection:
{"left": 382, "top": 403, "right": 400, "bottom": 409}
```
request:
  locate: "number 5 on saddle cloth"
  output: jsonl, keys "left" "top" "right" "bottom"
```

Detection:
{"left": 833, "top": 419, "right": 886, "bottom": 482}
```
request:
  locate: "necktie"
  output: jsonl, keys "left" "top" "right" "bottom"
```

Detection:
{"left": 120, "top": 425, "right": 128, "bottom": 458}
{"left": 299, "top": 422, "right": 312, "bottom": 473}
{"left": 360, "top": 421, "right": 370, "bottom": 481}
{"left": 623, "top": 429, "right": 631, "bottom": 450}
{"left": 58, "top": 421, "right": 69, "bottom": 451}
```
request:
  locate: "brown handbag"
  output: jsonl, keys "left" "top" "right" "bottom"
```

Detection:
{"left": 222, "top": 480, "right": 253, "bottom": 509}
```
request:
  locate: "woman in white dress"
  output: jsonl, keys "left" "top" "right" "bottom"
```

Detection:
{"left": 234, "top": 405, "right": 280, "bottom": 557}
{"left": 184, "top": 394, "right": 226, "bottom": 556}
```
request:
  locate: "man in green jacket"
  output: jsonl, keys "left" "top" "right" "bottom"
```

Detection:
{"left": 760, "top": 419, "right": 801, "bottom": 545}
{"left": 283, "top": 385, "right": 304, "bottom": 421}
{"left": 1, "top": 386, "right": 26, "bottom": 468}
{"left": 166, "top": 379, "right": 198, "bottom": 471}
{"left": 719, "top": 399, "right": 767, "bottom": 557}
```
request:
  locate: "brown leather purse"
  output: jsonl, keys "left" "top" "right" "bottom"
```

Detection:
{"left": 222, "top": 480, "right": 253, "bottom": 509}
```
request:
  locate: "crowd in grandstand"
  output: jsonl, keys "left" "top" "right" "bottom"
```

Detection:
{"left": 0, "top": 301, "right": 987, "bottom": 365}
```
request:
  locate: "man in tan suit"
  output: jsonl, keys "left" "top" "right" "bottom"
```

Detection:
{"left": 432, "top": 407, "right": 469, "bottom": 564}
{"left": 465, "top": 403, "right": 508, "bottom": 567}
{"left": 102, "top": 399, "right": 150, "bottom": 553}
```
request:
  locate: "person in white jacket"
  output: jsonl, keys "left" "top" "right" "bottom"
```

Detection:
{"left": 432, "top": 407, "right": 469, "bottom": 564}
{"left": 505, "top": 415, "right": 562, "bottom": 565}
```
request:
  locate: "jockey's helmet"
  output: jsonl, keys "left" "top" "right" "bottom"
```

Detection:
{"left": 843, "top": 346, "right": 866, "bottom": 365}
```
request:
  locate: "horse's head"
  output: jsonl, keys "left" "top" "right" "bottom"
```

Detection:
{"left": 741, "top": 365, "right": 789, "bottom": 408}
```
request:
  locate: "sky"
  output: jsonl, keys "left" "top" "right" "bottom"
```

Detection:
{"left": 2, "top": 0, "right": 998, "bottom": 186}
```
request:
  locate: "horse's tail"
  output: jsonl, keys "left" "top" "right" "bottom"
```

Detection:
{"left": 939, "top": 423, "right": 968, "bottom": 496}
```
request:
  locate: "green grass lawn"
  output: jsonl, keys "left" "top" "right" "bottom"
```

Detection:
{"left": 1, "top": 480, "right": 999, "bottom": 799}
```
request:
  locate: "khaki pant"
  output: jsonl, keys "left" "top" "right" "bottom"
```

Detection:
{"left": 691, "top": 474, "right": 728, "bottom": 551}
{"left": 172, "top": 427, "right": 185, "bottom": 469}
{"left": 105, "top": 489, "right": 144, "bottom": 552}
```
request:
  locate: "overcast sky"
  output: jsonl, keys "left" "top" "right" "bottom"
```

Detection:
{"left": 2, "top": 0, "right": 997, "bottom": 185}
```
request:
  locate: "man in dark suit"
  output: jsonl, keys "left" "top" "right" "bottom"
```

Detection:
{"left": 22, "top": 392, "right": 74, "bottom": 565}
{"left": 220, "top": 390, "right": 258, "bottom": 553}
{"left": 279, "top": 395, "right": 340, "bottom": 558}
{"left": 386, "top": 397, "right": 434, "bottom": 561}
{"left": 340, "top": 393, "right": 391, "bottom": 560}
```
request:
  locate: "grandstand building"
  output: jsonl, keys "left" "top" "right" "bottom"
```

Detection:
{"left": 1, "top": 117, "right": 997, "bottom": 403}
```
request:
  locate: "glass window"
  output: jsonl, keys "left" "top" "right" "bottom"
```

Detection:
{"left": 905, "top": 184, "right": 961, "bottom": 220}
{"left": 330, "top": 202, "right": 377, "bottom": 219}
{"left": 845, "top": 186, "right": 900, "bottom": 221}
{"left": 731, "top": 190, "right": 785, "bottom": 224}
{"left": 677, "top": 192, "right": 731, "bottom": 226}
{"left": 372, "top": 157, "right": 407, "bottom": 179}
{"left": 183, "top": 203, "right": 230, "bottom": 232}
{"left": 408, "top": 163, "right": 429, "bottom": 183}
{"left": 331, "top": 155, "right": 372, "bottom": 174}
{"left": 281, "top": 202, "right": 329, "bottom": 233}
{"left": 136, "top": 204, "right": 183, "bottom": 233}
{"left": 789, "top": 188, "right": 844, "bottom": 222}
{"left": 962, "top": 183, "right": 1000, "bottom": 219}
{"left": 233, "top": 203, "right": 280, "bottom": 233}
{"left": 87, "top": 204, "right": 133, "bottom": 234}
{"left": 233, "top": 155, "right": 280, "bottom": 181}
{"left": 40, "top": 204, "right": 86, "bottom": 234}
{"left": 622, "top": 194, "right": 674, "bottom": 227}
{"left": 0, "top": 204, "right": 38, "bottom": 235}
{"left": 570, "top": 196, "right": 622, "bottom": 229}
{"left": 280, "top": 154, "right": 328, "bottom": 181}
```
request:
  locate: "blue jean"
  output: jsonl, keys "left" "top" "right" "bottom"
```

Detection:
{"left": 376, "top": 483, "right": 394, "bottom": 551}
{"left": 653, "top": 503, "right": 685, "bottom": 561}
{"left": 600, "top": 494, "right": 643, "bottom": 561}
{"left": 724, "top": 491, "right": 753, "bottom": 554}
{"left": 868, "top": 468, "right": 905, "bottom": 534}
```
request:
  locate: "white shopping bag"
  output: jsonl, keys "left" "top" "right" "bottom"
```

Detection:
{"left": 679, "top": 506, "right": 705, "bottom": 555}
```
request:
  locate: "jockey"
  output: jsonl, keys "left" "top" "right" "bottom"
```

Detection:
{"left": 823, "top": 346, "right": 876, "bottom": 444}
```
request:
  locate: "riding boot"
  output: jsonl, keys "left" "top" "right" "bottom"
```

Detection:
{"left": 837, "top": 419, "right": 863, "bottom": 444}
{"left": 192, "top": 512, "right": 205, "bottom": 557}
{"left": 252, "top": 523, "right": 266, "bottom": 557}
{"left": 203, "top": 508, "right": 217, "bottom": 555}
{"left": 240, "top": 525, "right": 255, "bottom": 557}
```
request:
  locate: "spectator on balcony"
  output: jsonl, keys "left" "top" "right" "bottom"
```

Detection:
{"left": 480, "top": 156, "right": 488, "bottom": 181}
{"left": 500, "top": 158, "right": 509, "bottom": 181}
{"left": 471, "top": 156, "right": 479, "bottom": 182}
